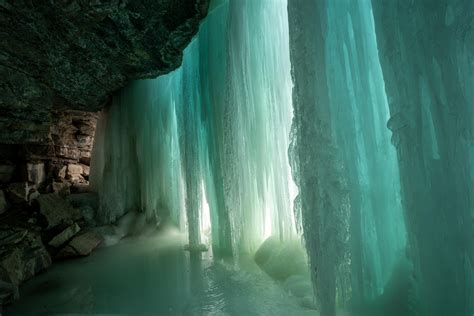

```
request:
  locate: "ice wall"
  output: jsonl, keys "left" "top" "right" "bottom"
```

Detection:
{"left": 371, "top": 0, "right": 474, "bottom": 315}
{"left": 288, "top": 0, "right": 408, "bottom": 314}
{"left": 91, "top": 0, "right": 296, "bottom": 255}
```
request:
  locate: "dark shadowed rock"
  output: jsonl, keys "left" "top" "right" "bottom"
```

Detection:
{"left": 0, "top": 228, "right": 52, "bottom": 291}
{"left": 38, "top": 194, "right": 82, "bottom": 229}
{"left": 0, "top": 0, "right": 209, "bottom": 144}
{"left": 66, "top": 193, "right": 99, "bottom": 210}
{"left": 6, "top": 182, "right": 29, "bottom": 204}
{"left": 48, "top": 223, "right": 81, "bottom": 248}
{"left": 56, "top": 231, "right": 103, "bottom": 259}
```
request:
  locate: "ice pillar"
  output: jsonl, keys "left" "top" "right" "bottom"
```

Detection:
{"left": 287, "top": 1, "right": 350, "bottom": 315}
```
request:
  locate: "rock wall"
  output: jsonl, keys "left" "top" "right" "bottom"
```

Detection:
{"left": 0, "top": 109, "right": 98, "bottom": 207}
{"left": 0, "top": 109, "right": 103, "bottom": 305}
{"left": 0, "top": 0, "right": 209, "bottom": 144}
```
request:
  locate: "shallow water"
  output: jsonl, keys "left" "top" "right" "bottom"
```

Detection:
{"left": 5, "top": 228, "right": 324, "bottom": 316}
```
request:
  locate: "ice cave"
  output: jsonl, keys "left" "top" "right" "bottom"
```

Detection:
{"left": 0, "top": 0, "right": 473, "bottom": 315}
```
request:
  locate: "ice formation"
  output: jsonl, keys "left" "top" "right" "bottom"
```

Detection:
{"left": 371, "top": 1, "right": 474, "bottom": 315}
{"left": 91, "top": 0, "right": 474, "bottom": 315}
{"left": 91, "top": 0, "right": 296, "bottom": 256}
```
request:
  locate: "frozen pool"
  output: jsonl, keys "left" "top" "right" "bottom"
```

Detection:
{"left": 5, "top": 227, "right": 326, "bottom": 316}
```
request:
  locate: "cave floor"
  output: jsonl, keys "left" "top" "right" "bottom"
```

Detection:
{"left": 5, "top": 227, "right": 327, "bottom": 316}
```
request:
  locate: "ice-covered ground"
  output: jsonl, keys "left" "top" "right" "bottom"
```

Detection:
{"left": 5, "top": 227, "right": 349, "bottom": 316}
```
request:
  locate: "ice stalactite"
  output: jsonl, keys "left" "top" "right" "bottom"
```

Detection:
{"left": 91, "top": 0, "right": 296, "bottom": 255}
{"left": 371, "top": 0, "right": 474, "bottom": 315}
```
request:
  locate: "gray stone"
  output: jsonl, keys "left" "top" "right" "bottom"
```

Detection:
{"left": 67, "top": 163, "right": 85, "bottom": 183}
{"left": 56, "top": 231, "right": 103, "bottom": 259}
{"left": 0, "top": 229, "right": 51, "bottom": 288}
{"left": 82, "top": 164, "right": 90, "bottom": 177}
{"left": 0, "top": 164, "right": 15, "bottom": 183}
{"left": 26, "top": 162, "right": 46, "bottom": 185}
{"left": 38, "top": 193, "right": 82, "bottom": 229}
{"left": 0, "top": 190, "right": 8, "bottom": 214}
{"left": 48, "top": 223, "right": 81, "bottom": 248}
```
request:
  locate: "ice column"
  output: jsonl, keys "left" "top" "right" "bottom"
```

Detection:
{"left": 287, "top": 1, "right": 350, "bottom": 315}
{"left": 288, "top": 0, "right": 410, "bottom": 313}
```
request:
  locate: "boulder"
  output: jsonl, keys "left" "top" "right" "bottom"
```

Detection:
{"left": 67, "top": 163, "right": 85, "bottom": 183}
{"left": 38, "top": 193, "right": 82, "bottom": 229}
{"left": 0, "top": 190, "right": 8, "bottom": 214}
{"left": 0, "top": 164, "right": 15, "bottom": 183}
{"left": 48, "top": 223, "right": 81, "bottom": 248}
{"left": 67, "top": 163, "right": 83, "bottom": 175}
{"left": 0, "top": 228, "right": 52, "bottom": 290}
{"left": 26, "top": 162, "right": 46, "bottom": 186}
{"left": 56, "top": 231, "right": 103, "bottom": 259}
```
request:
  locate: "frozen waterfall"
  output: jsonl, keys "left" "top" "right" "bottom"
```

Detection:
{"left": 91, "top": 0, "right": 297, "bottom": 256}
{"left": 90, "top": 0, "right": 474, "bottom": 315}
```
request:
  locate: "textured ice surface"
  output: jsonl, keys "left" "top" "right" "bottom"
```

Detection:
{"left": 371, "top": 0, "right": 474, "bottom": 315}
{"left": 91, "top": 0, "right": 297, "bottom": 256}
{"left": 288, "top": 0, "right": 408, "bottom": 314}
